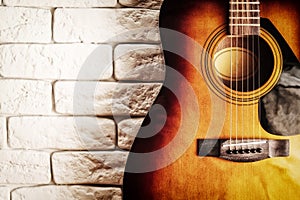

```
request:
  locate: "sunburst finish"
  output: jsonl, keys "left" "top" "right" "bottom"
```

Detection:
{"left": 123, "top": 0, "right": 300, "bottom": 199}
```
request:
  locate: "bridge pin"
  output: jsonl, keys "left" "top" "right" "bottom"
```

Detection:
{"left": 232, "top": 149, "right": 239, "bottom": 154}
{"left": 226, "top": 150, "right": 233, "bottom": 154}
{"left": 250, "top": 148, "right": 256, "bottom": 153}
{"left": 244, "top": 149, "right": 250, "bottom": 154}
{"left": 256, "top": 148, "right": 262, "bottom": 153}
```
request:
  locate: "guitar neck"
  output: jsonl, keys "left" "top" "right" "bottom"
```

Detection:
{"left": 229, "top": 0, "right": 260, "bottom": 35}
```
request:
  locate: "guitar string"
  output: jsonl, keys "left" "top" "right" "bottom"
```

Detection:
{"left": 248, "top": 1, "right": 255, "bottom": 179}
{"left": 258, "top": 0, "right": 262, "bottom": 143}
{"left": 245, "top": 0, "right": 251, "bottom": 146}
{"left": 252, "top": 0, "right": 257, "bottom": 147}
{"left": 235, "top": 0, "right": 239, "bottom": 149}
{"left": 251, "top": 0, "right": 254, "bottom": 147}
{"left": 246, "top": 0, "right": 250, "bottom": 149}
{"left": 230, "top": 0, "right": 233, "bottom": 150}
{"left": 244, "top": 0, "right": 249, "bottom": 176}
{"left": 247, "top": 0, "right": 251, "bottom": 149}
{"left": 231, "top": 0, "right": 237, "bottom": 149}
{"left": 249, "top": 4, "right": 253, "bottom": 144}
{"left": 234, "top": 0, "right": 238, "bottom": 150}
{"left": 239, "top": 0, "right": 245, "bottom": 149}
{"left": 241, "top": 0, "right": 245, "bottom": 148}
{"left": 252, "top": 0, "right": 260, "bottom": 148}
{"left": 235, "top": 0, "right": 239, "bottom": 150}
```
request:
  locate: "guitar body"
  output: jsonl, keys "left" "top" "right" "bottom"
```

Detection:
{"left": 123, "top": 0, "right": 300, "bottom": 199}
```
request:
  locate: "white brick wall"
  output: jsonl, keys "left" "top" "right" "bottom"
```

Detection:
{"left": 0, "top": 150, "right": 51, "bottom": 184}
{"left": 118, "top": 118, "right": 143, "bottom": 150}
{"left": 52, "top": 151, "right": 128, "bottom": 185}
{"left": 115, "top": 44, "right": 164, "bottom": 81}
{"left": 0, "top": 187, "right": 10, "bottom": 200}
{"left": 0, "top": 0, "right": 164, "bottom": 198}
{"left": 0, "top": 7, "right": 51, "bottom": 43}
{"left": 12, "top": 186, "right": 122, "bottom": 200}
{"left": 0, "top": 80, "right": 52, "bottom": 115}
{"left": 3, "top": 0, "right": 118, "bottom": 7}
{"left": 120, "top": 0, "right": 162, "bottom": 9}
{"left": 53, "top": 9, "right": 160, "bottom": 43}
{"left": 0, "top": 44, "right": 112, "bottom": 80}
{"left": 54, "top": 81, "right": 161, "bottom": 115}
{"left": 0, "top": 118, "right": 6, "bottom": 148}
{"left": 8, "top": 117, "right": 116, "bottom": 150}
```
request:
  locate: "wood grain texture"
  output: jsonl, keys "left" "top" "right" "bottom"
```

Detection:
{"left": 123, "top": 0, "right": 300, "bottom": 199}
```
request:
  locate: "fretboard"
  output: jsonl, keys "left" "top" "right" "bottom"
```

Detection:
{"left": 229, "top": 0, "right": 260, "bottom": 35}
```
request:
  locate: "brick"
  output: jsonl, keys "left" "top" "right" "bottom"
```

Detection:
{"left": 3, "top": 0, "right": 117, "bottom": 7}
{"left": 0, "top": 7, "right": 51, "bottom": 43}
{"left": 118, "top": 118, "right": 143, "bottom": 150}
{"left": 119, "top": 0, "right": 163, "bottom": 9}
{"left": 54, "top": 9, "right": 159, "bottom": 43}
{"left": 0, "top": 80, "right": 52, "bottom": 115}
{"left": 0, "top": 187, "right": 10, "bottom": 200}
{"left": 54, "top": 82, "right": 161, "bottom": 115}
{"left": 0, "top": 44, "right": 112, "bottom": 80}
{"left": 0, "top": 118, "right": 6, "bottom": 149}
{"left": 8, "top": 117, "right": 115, "bottom": 150}
{"left": 12, "top": 186, "right": 121, "bottom": 200}
{"left": 115, "top": 44, "right": 165, "bottom": 81}
{"left": 0, "top": 150, "right": 50, "bottom": 184}
{"left": 52, "top": 151, "right": 128, "bottom": 185}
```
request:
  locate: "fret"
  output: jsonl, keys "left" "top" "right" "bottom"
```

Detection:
{"left": 231, "top": 12, "right": 259, "bottom": 17}
{"left": 229, "top": 0, "right": 260, "bottom": 2}
{"left": 229, "top": 2, "right": 260, "bottom": 4}
{"left": 229, "top": 17, "right": 260, "bottom": 19}
{"left": 230, "top": 4, "right": 259, "bottom": 12}
{"left": 229, "top": 0, "right": 260, "bottom": 35}
{"left": 230, "top": 18, "right": 260, "bottom": 24}
{"left": 229, "top": 10, "right": 260, "bottom": 12}
{"left": 230, "top": 27, "right": 260, "bottom": 35}
{"left": 229, "top": 24, "right": 260, "bottom": 26}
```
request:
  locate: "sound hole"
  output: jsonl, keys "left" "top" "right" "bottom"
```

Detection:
{"left": 202, "top": 27, "right": 282, "bottom": 104}
{"left": 213, "top": 36, "right": 274, "bottom": 92}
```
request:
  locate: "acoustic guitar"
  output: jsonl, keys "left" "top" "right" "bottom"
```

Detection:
{"left": 123, "top": 0, "right": 300, "bottom": 199}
